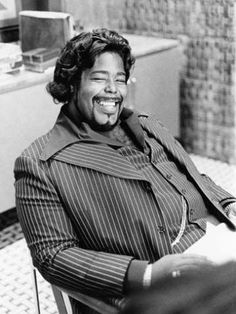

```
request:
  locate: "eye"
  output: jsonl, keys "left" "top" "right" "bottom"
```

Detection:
{"left": 91, "top": 77, "right": 106, "bottom": 81}
{"left": 116, "top": 77, "right": 126, "bottom": 84}
{"left": 90, "top": 72, "right": 108, "bottom": 82}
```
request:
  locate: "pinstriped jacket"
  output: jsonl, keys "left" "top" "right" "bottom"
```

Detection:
{"left": 14, "top": 108, "right": 235, "bottom": 303}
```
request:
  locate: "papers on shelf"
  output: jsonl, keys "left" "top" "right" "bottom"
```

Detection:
{"left": 0, "top": 43, "right": 22, "bottom": 74}
{"left": 184, "top": 222, "right": 236, "bottom": 264}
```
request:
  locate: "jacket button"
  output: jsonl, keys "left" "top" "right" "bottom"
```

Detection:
{"left": 157, "top": 225, "right": 166, "bottom": 233}
{"left": 145, "top": 183, "right": 152, "bottom": 192}
{"left": 181, "top": 189, "right": 186, "bottom": 195}
{"left": 190, "top": 208, "right": 194, "bottom": 216}
{"left": 166, "top": 174, "right": 172, "bottom": 180}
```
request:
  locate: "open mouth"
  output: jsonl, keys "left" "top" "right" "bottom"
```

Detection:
{"left": 93, "top": 97, "right": 122, "bottom": 113}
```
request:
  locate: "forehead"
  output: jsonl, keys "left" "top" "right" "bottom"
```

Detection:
{"left": 90, "top": 51, "right": 125, "bottom": 72}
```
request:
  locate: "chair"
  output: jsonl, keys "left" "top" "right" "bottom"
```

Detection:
{"left": 31, "top": 267, "right": 118, "bottom": 314}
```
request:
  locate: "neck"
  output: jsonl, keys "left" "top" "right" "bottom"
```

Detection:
{"left": 65, "top": 102, "right": 135, "bottom": 146}
{"left": 100, "top": 123, "right": 135, "bottom": 146}
{"left": 63, "top": 100, "right": 83, "bottom": 127}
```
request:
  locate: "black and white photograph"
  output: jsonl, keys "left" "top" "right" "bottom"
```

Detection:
{"left": 1, "top": 1, "right": 236, "bottom": 313}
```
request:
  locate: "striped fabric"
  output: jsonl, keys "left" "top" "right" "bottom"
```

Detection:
{"left": 14, "top": 110, "right": 235, "bottom": 312}
{"left": 117, "top": 142, "right": 207, "bottom": 253}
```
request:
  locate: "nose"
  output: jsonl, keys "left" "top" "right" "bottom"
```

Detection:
{"left": 104, "top": 79, "right": 117, "bottom": 93}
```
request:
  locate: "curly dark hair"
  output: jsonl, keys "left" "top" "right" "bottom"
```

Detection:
{"left": 46, "top": 28, "right": 135, "bottom": 104}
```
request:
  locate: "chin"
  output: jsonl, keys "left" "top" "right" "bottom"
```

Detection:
{"left": 91, "top": 111, "right": 121, "bottom": 131}
{"left": 93, "top": 121, "right": 118, "bottom": 131}
{"left": 90, "top": 115, "right": 119, "bottom": 131}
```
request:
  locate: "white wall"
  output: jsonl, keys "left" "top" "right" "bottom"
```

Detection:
{"left": 0, "top": 83, "right": 60, "bottom": 212}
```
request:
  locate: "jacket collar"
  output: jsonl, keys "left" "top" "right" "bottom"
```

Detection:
{"left": 39, "top": 110, "right": 235, "bottom": 228}
{"left": 40, "top": 106, "right": 145, "bottom": 161}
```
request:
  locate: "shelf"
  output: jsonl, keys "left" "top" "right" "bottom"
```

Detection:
{"left": 0, "top": 34, "right": 178, "bottom": 95}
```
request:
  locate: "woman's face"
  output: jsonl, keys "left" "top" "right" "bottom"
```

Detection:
{"left": 75, "top": 51, "right": 128, "bottom": 130}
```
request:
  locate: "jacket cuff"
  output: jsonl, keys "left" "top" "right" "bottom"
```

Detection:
{"left": 124, "top": 259, "right": 149, "bottom": 294}
{"left": 220, "top": 198, "right": 236, "bottom": 209}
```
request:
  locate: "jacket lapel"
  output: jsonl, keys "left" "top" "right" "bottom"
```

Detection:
{"left": 140, "top": 117, "right": 234, "bottom": 225}
{"left": 52, "top": 141, "right": 146, "bottom": 181}
{"left": 140, "top": 116, "right": 193, "bottom": 172}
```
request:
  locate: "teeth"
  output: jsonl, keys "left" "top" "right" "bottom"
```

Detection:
{"left": 101, "top": 101, "right": 116, "bottom": 107}
{"left": 99, "top": 101, "right": 116, "bottom": 107}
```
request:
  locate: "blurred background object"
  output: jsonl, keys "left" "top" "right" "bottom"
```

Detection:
{"left": 120, "top": 0, "right": 236, "bottom": 164}
{"left": 18, "top": 9, "right": 74, "bottom": 72}
{"left": 19, "top": 10, "right": 74, "bottom": 52}
{"left": 120, "top": 261, "right": 236, "bottom": 314}
{"left": 0, "top": 42, "right": 22, "bottom": 73}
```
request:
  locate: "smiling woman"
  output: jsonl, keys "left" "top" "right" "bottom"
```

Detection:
{"left": 74, "top": 52, "right": 127, "bottom": 130}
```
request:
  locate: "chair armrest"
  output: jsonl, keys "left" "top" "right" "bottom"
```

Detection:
{"left": 52, "top": 285, "right": 119, "bottom": 314}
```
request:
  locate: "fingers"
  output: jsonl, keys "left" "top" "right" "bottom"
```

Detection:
{"left": 169, "top": 254, "right": 214, "bottom": 278}
{"left": 176, "top": 263, "right": 214, "bottom": 278}
{"left": 151, "top": 253, "right": 214, "bottom": 284}
{"left": 180, "top": 254, "right": 214, "bottom": 265}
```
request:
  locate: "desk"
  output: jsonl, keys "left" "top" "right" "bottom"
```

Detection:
{"left": 0, "top": 34, "right": 181, "bottom": 213}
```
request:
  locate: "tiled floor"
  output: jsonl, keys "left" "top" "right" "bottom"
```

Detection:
{"left": 1, "top": 154, "right": 236, "bottom": 314}
{"left": 0, "top": 224, "right": 58, "bottom": 314}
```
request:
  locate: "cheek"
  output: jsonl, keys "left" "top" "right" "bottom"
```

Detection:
{"left": 120, "top": 86, "right": 128, "bottom": 105}
{"left": 121, "top": 85, "right": 128, "bottom": 96}
{"left": 81, "top": 87, "right": 93, "bottom": 100}
{"left": 79, "top": 88, "right": 94, "bottom": 107}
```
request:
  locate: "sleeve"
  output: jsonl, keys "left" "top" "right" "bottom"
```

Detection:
{"left": 173, "top": 135, "right": 236, "bottom": 211}
{"left": 124, "top": 260, "right": 148, "bottom": 293}
{"left": 200, "top": 174, "right": 236, "bottom": 209}
{"left": 14, "top": 155, "right": 134, "bottom": 298}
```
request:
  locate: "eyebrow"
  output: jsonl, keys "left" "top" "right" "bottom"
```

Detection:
{"left": 90, "top": 70, "right": 126, "bottom": 76}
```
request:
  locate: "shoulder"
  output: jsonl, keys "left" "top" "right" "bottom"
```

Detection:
{"left": 137, "top": 111, "right": 149, "bottom": 118}
{"left": 18, "top": 132, "right": 51, "bottom": 162}
{"left": 136, "top": 111, "right": 166, "bottom": 128}
{"left": 14, "top": 132, "right": 52, "bottom": 180}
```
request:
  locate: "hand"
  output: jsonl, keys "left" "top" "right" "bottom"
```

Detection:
{"left": 151, "top": 253, "right": 212, "bottom": 284}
